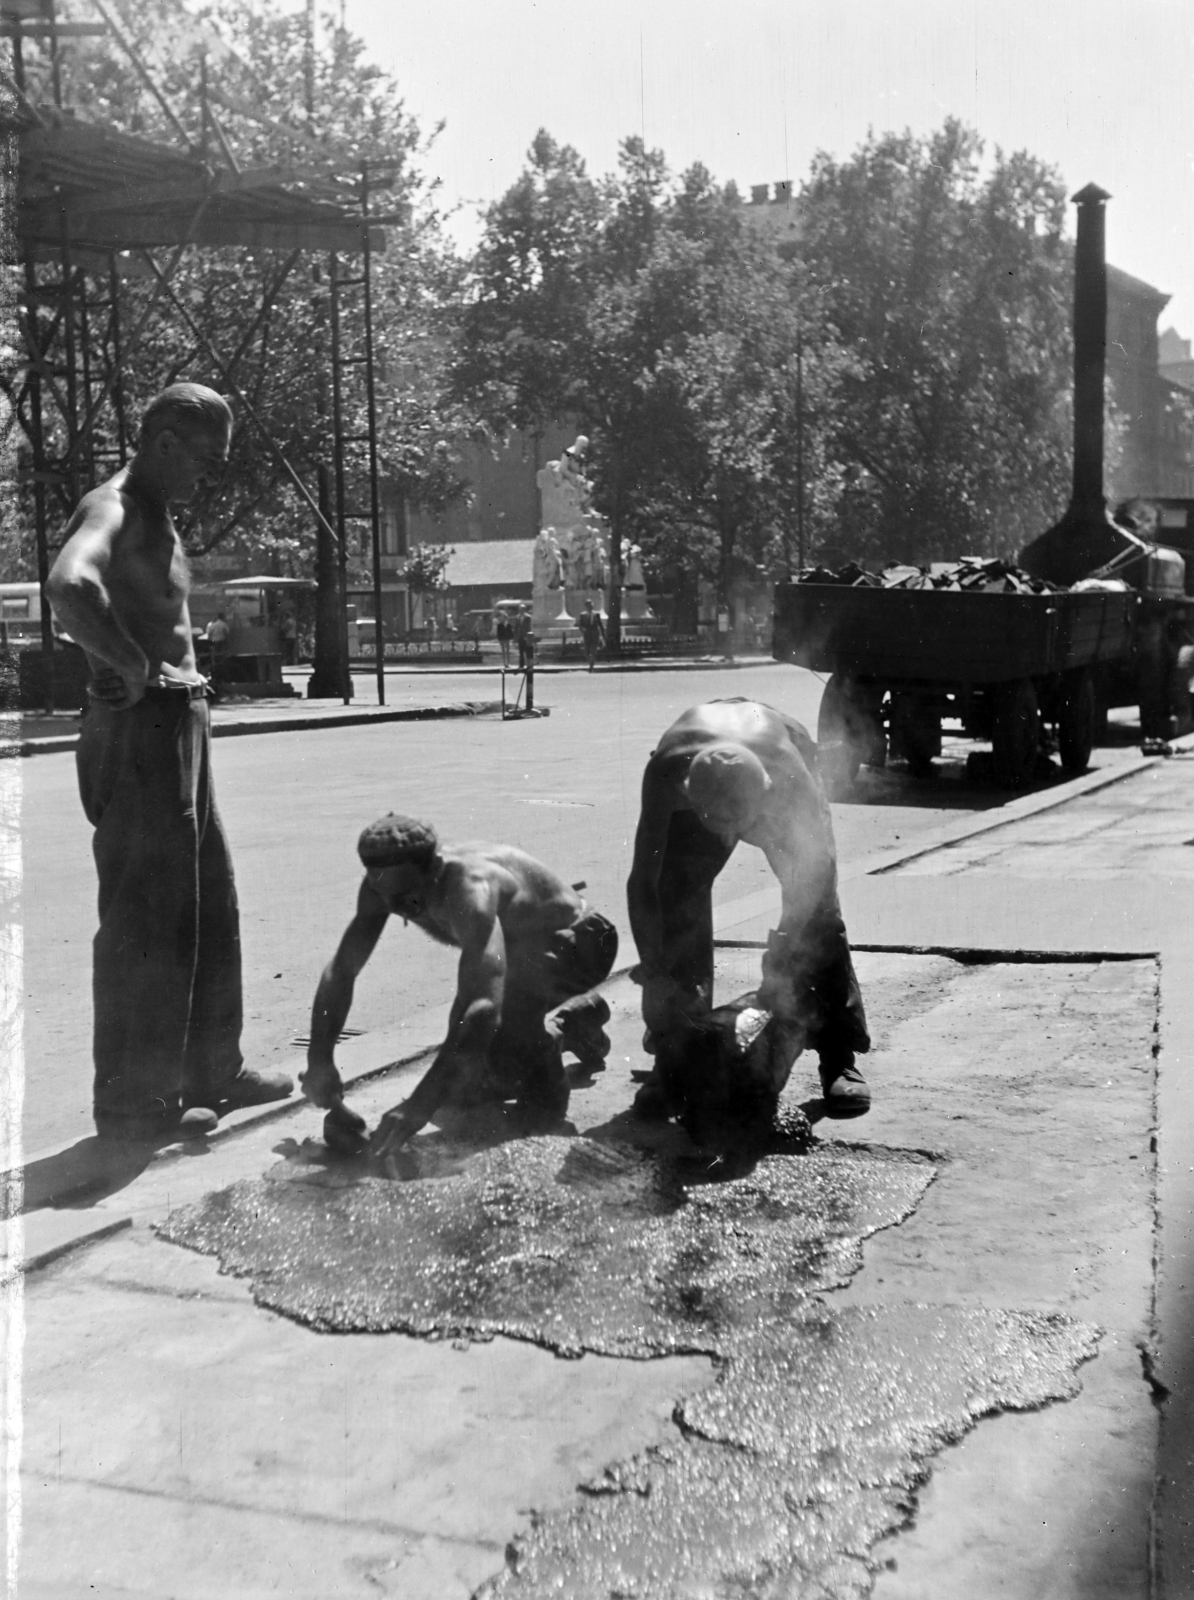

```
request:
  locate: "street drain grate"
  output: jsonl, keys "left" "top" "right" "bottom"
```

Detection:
{"left": 289, "top": 1028, "right": 365, "bottom": 1048}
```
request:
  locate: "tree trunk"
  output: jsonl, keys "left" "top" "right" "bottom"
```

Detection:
{"left": 604, "top": 455, "right": 624, "bottom": 656}
{"left": 307, "top": 464, "right": 350, "bottom": 698}
{"left": 718, "top": 524, "right": 735, "bottom": 660}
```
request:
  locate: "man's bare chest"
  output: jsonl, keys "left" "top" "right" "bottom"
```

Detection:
{"left": 111, "top": 531, "right": 189, "bottom": 613}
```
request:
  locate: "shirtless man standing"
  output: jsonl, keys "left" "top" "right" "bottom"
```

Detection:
{"left": 627, "top": 698, "right": 871, "bottom": 1134}
{"left": 301, "top": 814, "right": 618, "bottom": 1172}
{"left": 47, "top": 383, "right": 292, "bottom": 1142}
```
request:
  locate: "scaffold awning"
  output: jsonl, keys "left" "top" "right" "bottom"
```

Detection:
{"left": 17, "top": 109, "right": 385, "bottom": 255}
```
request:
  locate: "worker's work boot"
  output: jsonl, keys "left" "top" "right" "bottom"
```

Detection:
{"left": 200, "top": 1068, "right": 294, "bottom": 1115}
{"left": 818, "top": 1056, "right": 871, "bottom": 1117}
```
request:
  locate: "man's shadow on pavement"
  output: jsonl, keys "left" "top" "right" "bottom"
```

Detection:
{"left": 12, "top": 1134, "right": 209, "bottom": 1216}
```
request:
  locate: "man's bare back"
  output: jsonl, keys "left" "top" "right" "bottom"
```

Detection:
{"left": 627, "top": 698, "right": 871, "bottom": 1129}
{"left": 392, "top": 842, "right": 588, "bottom": 957}
{"left": 305, "top": 815, "right": 618, "bottom": 1172}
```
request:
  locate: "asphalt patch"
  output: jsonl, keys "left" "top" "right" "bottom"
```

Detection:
{"left": 159, "top": 1133, "right": 1099, "bottom": 1596}
{"left": 157, "top": 1132, "right": 934, "bottom": 1354}
{"left": 484, "top": 1306, "right": 1099, "bottom": 1600}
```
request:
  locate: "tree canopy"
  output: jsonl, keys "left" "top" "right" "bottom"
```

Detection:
{"left": 454, "top": 118, "right": 1081, "bottom": 599}
{"left": 454, "top": 135, "right": 837, "bottom": 630}
{"left": 795, "top": 119, "right": 1074, "bottom": 564}
{"left": 5, "top": 0, "right": 467, "bottom": 580}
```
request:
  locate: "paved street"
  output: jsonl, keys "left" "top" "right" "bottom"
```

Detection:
{"left": 9, "top": 660, "right": 1191, "bottom": 1599}
{"left": 18, "top": 662, "right": 1015, "bottom": 1153}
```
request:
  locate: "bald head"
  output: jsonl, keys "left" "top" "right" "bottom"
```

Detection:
{"left": 682, "top": 743, "right": 772, "bottom": 842}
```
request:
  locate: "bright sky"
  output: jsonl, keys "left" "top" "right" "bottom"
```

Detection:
{"left": 331, "top": 0, "right": 1194, "bottom": 338}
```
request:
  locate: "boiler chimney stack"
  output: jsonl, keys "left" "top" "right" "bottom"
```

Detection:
{"left": 1071, "top": 183, "right": 1111, "bottom": 514}
{"left": 1019, "top": 183, "right": 1135, "bottom": 586}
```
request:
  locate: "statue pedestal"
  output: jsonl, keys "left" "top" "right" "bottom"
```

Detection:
{"left": 533, "top": 589, "right": 574, "bottom": 634}
{"left": 565, "top": 586, "right": 608, "bottom": 620}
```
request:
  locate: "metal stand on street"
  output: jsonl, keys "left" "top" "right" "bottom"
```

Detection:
{"left": 501, "top": 647, "right": 545, "bottom": 720}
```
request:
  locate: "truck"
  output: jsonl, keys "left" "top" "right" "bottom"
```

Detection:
{"left": 772, "top": 184, "right": 1194, "bottom": 791}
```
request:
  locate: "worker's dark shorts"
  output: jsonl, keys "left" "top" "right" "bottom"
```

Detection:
{"left": 537, "top": 908, "right": 619, "bottom": 1003}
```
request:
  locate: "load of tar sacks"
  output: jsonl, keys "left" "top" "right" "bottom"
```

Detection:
{"left": 792, "top": 555, "right": 1128, "bottom": 596}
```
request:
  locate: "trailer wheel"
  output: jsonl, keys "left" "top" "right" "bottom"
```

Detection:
{"left": 817, "top": 675, "right": 880, "bottom": 794}
{"left": 1057, "top": 670, "right": 1096, "bottom": 774}
{"left": 991, "top": 678, "right": 1040, "bottom": 788}
{"left": 1171, "top": 645, "right": 1194, "bottom": 737}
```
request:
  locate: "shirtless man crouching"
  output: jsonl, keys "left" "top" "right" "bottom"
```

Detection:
{"left": 627, "top": 697, "right": 871, "bottom": 1142}
{"left": 301, "top": 814, "right": 618, "bottom": 1173}
{"left": 47, "top": 382, "right": 292, "bottom": 1141}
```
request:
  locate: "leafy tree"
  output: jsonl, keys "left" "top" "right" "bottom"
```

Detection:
{"left": 796, "top": 120, "right": 1074, "bottom": 564}
{"left": 7, "top": 0, "right": 467, "bottom": 584}
{"left": 400, "top": 541, "right": 454, "bottom": 594}
{"left": 457, "top": 134, "right": 655, "bottom": 645}
{"left": 455, "top": 137, "right": 829, "bottom": 638}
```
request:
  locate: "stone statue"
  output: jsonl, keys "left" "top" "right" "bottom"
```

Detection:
{"left": 535, "top": 435, "right": 612, "bottom": 629}
{"left": 536, "top": 456, "right": 587, "bottom": 539}
{"left": 533, "top": 527, "right": 571, "bottom": 630}
{"left": 568, "top": 522, "right": 609, "bottom": 597}
{"left": 534, "top": 527, "right": 564, "bottom": 591}
{"left": 623, "top": 543, "right": 652, "bottom": 622}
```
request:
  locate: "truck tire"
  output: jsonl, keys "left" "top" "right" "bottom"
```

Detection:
{"left": 1057, "top": 670, "right": 1096, "bottom": 774}
{"left": 1171, "top": 644, "right": 1194, "bottom": 737}
{"left": 991, "top": 678, "right": 1040, "bottom": 788}
{"left": 817, "top": 675, "right": 880, "bottom": 794}
{"left": 890, "top": 693, "right": 941, "bottom": 778}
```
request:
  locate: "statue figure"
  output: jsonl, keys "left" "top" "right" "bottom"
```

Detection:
{"left": 567, "top": 521, "right": 609, "bottom": 596}
{"left": 535, "top": 436, "right": 612, "bottom": 628}
{"left": 533, "top": 527, "right": 571, "bottom": 629}
{"left": 623, "top": 542, "right": 652, "bottom": 621}
{"left": 536, "top": 435, "right": 597, "bottom": 539}
{"left": 536, "top": 457, "right": 586, "bottom": 538}
{"left": 534, "top": 527, "right": 564, "bottom": 591}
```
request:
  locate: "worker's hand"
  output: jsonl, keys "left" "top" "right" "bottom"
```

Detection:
{"left": 300, "top": 1056, "right": 343, "bottom": 1110}
{"left": 369, "top": 1102, "right": 421, "bottom": 1179}
{"left": 89, "top": 660, "right": 149, "bottom": 710}
{"left": 156, "top": 660, "right": 206, "bottom": 690}
{"left": 322, "top": 1096, "right": 368, "bottom": 1159}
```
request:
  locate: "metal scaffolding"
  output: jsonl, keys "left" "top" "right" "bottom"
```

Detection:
{"left": 2, "top": 0, "right": 393, "bottom": 709}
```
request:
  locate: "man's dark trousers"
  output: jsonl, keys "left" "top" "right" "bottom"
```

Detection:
{"left": 77, "top": 686, "right": 243, "bottom": 1132}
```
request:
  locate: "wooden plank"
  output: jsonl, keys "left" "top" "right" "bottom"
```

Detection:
{"left": 27, "top": 164, "right": 348, "bottom": 224}
{"left": 20, "top": 214, "right": 384, "bottom": 255}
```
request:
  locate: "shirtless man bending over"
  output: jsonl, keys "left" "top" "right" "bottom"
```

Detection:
{"left": 47, "top": 383, "right": 292, "bottom": 1142}
{"left": 302, "top": 814, "right": 618, "bottom": 1173}
{"left": 627, "top": 698, "right": 871, "bottom": 1135}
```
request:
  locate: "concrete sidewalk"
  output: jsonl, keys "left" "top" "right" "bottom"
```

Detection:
{"left": 9, "top": 745, "right": 1194, "bottom": 1597}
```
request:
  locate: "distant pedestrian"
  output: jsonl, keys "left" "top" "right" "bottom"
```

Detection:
{"left": 279, "top": 606, "right": 297, "bottom": 666}
{"left": 515, "top": 606, "right": 532, "bottom": 670}
{"left": 495, "top": 611, "right": 513, "bottom": 669}
{"left": 577, "top": 600, "right": 605, "bottom": 671}
{"left": 205, "top": 609, "right": 231, "bottom": 682}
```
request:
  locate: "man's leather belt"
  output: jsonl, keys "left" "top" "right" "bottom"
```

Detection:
{"left": 143, "top": 680, "right": 210, "bottom": 701}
